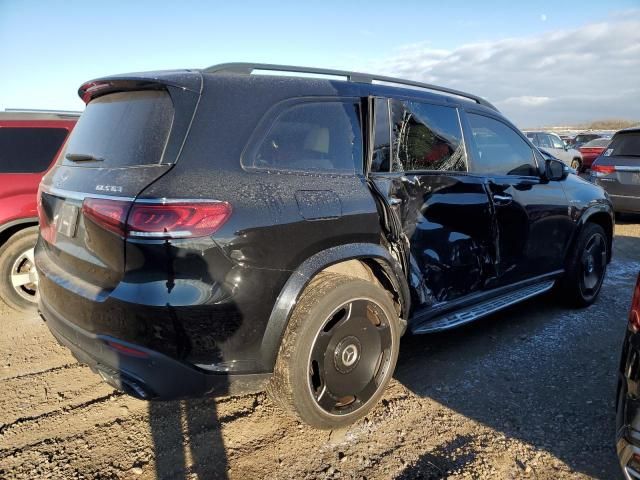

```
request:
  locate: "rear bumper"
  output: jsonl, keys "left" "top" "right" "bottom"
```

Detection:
{"left": 39, "top": 298, "right": 270, "bottom": 400}
{"left": 609, "top": 194, "right": 640, "bottom": 214}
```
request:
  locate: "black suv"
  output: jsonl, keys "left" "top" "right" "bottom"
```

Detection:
{"left": 36, "top": 63, "right": 614, "bottom": 429}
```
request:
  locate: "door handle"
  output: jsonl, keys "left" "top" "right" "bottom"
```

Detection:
{"left": 492, "top": 194, "right": 512, "bottom": 205}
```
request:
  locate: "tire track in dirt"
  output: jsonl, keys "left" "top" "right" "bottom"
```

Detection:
{"left": 0, "top": 364, "right": 113, "bottom": 426}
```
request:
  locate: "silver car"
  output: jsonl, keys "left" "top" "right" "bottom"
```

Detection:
{"left": 525, "top": 131, "right": 584, "bottom": 171}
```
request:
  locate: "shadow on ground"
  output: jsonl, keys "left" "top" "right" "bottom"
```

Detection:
{"left": 148, "top": 398, "right": 228, "bottom": 479}
{"left": 394, "top": 233, "right": 640, "bottom": 479}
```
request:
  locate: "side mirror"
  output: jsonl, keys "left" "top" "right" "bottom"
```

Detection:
{"left": 545, "top": 159, "right": 568, "bottom": 181}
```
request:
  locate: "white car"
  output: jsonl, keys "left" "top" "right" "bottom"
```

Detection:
{"left": 525, "top": 131, "right": 584, "bottom": 171}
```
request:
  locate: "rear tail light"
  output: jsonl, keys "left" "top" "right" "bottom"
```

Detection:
{"left": 37, "top": 184, "right": 56, "bottom": 244}
{"left": 591, "top": 164, "right": 615, "bottom": 176}
{"left": 82, "top": 198, "right": 232, "bottom": 239}
{"left": 82, "top": 198, "right": 130, "bottom": 237}
{"left": 630, "top": 273, "right": 640, "bottom": 333}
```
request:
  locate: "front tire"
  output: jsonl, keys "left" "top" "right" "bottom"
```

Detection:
{"left": 558, "top": 223, "right": 608, "bottom": 307}
{"left": 571, "top": 158, "right": 582, "bottom": 171}
{"left": 0, "top": 227, "right": 40, "bottom": 312}
{"left": 268, "top": 272, "right": 400, "bottom": 429}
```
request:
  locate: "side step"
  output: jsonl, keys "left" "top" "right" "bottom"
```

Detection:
{"left": 411, "top": 280, "right": 555, "bottom": 334}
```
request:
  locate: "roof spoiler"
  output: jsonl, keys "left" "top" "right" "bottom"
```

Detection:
{"left": 78, "top": 71, "right": 202, "bottom": 104}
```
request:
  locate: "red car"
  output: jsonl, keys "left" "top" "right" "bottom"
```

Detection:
{"left": 579, "top": 137, "right": 611, "bottom": 171}
{"left": 0, "top": 110, "right": 78, "bottom": 311}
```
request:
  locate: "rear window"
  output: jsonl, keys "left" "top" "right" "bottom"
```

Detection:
{"left": 583, "top": 138, "right": 610, "bottom": 148}
{"left": 606, "top": 132, "right": 640, "bottom": 157}
{"left": 0, "top": 127, "right": 68, "bottom": 173}
{"left": 575, "top": 134, "right": 598, "bottom": 143}
{"left": 62, "top": 90, "right": 173, "bottom": 168}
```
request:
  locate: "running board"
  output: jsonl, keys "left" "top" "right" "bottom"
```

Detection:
{"left": 411, "top": 280, "right": 555, "bottom": 334}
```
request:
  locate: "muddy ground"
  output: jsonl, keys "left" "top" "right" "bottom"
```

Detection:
{"left": 1, "top": 218, "right": 639, "bottom": 480}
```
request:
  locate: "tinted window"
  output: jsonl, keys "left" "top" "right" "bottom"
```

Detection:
{"left": 250, "top": 100, "right": 362, "bottom": 172}
{"left": 467, "top": 114, "right": 537, "bottom": 176}
{"left": 575, "top": 134, "right": 598, "bottom": 144}
{"left": 583, "top": 138, "right": 610, "bottom": 148}
{"left": 607, "top": 132, "right": 640, "bottom": 157}
{"left": 62, "top": 90, "right": 174, "bottom": 168}
{"left": 371, "top": 98, "right": 391, "bottom": 172}
{"left": 0, "top": 127, "right": 68, "bottom": 173}
{"left": 390, "top": 100, "right": 466, "bottom": 172}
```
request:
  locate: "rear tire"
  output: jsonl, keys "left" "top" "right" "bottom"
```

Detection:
{"left": 0, "top": 227, "right": 39, "bottom": 312}
{"left": 558, "top": 223, "right": 608, "bottom": 307}
{"left": 268, "top": 272, "right": 400, "bottom": 429}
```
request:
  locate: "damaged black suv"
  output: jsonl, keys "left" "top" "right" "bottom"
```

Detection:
{"left": 36, "top": 63, "right": 613, "bottom": 429}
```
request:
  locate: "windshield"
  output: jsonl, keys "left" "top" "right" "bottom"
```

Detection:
{"left": 62, "top": 90, "right": 174, "bottom": 167}
{"left": 606, "top": 132, "right": 640, "bottom": 157}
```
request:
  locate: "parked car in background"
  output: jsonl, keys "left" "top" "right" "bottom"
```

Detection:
{"left": 36, "top": 63, "right": 613, "bottom": 429}
{"left": 525, "top": 131, "right": 584, "bottom": 171}
{"left": 590, "top": 128, "right": 640, "bottom": 214}
{"left": 579, "top": 138, "right": 610, "bottom": 171}
{"left": 616, "top": 271, "right": 640, "bottom": 479}
{"left": 0, "top": 110, "right": 78, "bottom": 311}
{"left": 572, "top": 133, "right": 603, "bottom": 149}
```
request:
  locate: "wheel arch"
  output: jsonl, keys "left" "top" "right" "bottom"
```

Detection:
{"left": 259, "top": 242, "right": 410, "bottom": 371}
{"left": 574, "top": 206, "right": 614, "bottom": 263}
{"left": 0, "top": 218, "right": 39, "bottom": 249}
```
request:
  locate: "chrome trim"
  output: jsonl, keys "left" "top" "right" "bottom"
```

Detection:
{"left": 41, "top": 186, "right": 135, "bottom": 202}
{"left": 133, "top": 198, "right": 226, "bottom": 204}
{"left": 609, "top": 194, "right": 640, "bottom": 199}
{"left": 615, "top": 166, "right": 640, "bottom": 172}
{"left": 40, "top": 186, "right": 225, "bottom": 205}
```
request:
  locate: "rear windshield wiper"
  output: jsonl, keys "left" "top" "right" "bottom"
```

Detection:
{"left": 65, "top": 153, "right": 105, "bottom": 163}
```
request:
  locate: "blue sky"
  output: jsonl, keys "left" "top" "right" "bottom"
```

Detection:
{"left": 1, "top": 0, "right": 639, "bottom": 126}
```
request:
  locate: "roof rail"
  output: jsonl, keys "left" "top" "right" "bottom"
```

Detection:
{"left": 4, "top": 108, "right": 81, "bottom": 116}
{"left": 203, "top": 62, "right": 498, "bottom": 111}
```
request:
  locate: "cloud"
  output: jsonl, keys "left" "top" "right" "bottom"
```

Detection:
{"left": 371, "top": 11, "right": 640, "bottom": 127}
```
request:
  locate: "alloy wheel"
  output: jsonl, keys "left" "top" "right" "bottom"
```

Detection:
{"left": 307, "top": 298, "right": 394, "bottom": 416}
{"left": 10, "top": 248, "right": 38, "bottom": 303}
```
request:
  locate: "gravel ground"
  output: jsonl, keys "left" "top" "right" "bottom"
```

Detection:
{"left": 1, "top": 217, "right": 639, "bottom": 480}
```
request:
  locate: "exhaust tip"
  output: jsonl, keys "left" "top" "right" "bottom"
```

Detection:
{"left": 96, "top": 366, "right": 154, "bottom": 400}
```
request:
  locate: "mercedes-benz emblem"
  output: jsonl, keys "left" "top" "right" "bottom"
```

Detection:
{"left": 342, "top": 344, "right": 358, "bottom": 367}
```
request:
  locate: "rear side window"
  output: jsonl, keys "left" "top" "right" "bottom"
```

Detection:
{"left": 62, "top": 90, "right": 173, "bottom": 168}
{"left": 0, "top": 127, "right": 68, "bottom": 173}
{"left": 248, "top": 100, "right": 363, "bottom": 173}
{"left": 390, "top": 100, "right": 466, "bottom": 173}
{"left": 467, "top": 114, "right": 537, "bottom": 176}
{"left": 606, "top": 132, "right": 640, "bottom": 157}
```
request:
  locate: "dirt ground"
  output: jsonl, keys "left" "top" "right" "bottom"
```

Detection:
{"left": 1, "top": 218, "right": 639, "bottom": 480}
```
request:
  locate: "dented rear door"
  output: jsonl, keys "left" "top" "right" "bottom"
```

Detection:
{"left": 368, "top": 98, "right": 497, "bottom": 308}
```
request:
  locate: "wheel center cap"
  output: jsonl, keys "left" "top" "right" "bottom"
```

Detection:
{"left": 334, "top": 336, "right": 361, "bottom": 374}
{"left": 586, "top": 257, "right": 594, "bottom": 273}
